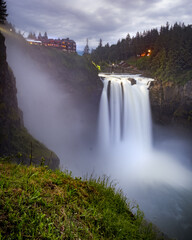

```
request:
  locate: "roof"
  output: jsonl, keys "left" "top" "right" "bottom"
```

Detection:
{"left": 26, "top": 39, "right": 42, "bottom": 43}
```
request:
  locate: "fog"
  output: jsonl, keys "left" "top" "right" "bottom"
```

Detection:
{"left": 5, "top": 40, "right": 96, "bottom": 167}
{"left": 5, "top": 39, "right": 192, "bottom": 240}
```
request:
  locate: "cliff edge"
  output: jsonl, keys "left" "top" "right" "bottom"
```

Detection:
{"left": 0, "top": 31, "right": 60, "bottom": 169}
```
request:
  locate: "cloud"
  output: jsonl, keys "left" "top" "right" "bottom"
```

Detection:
{"left": 6, "top": 0, "right": 192, "bottom": 50}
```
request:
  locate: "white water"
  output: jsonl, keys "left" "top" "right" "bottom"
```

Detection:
{"left": 98, "top": 73, "right": 192, "bottom": 239}
{"left": 98, "top": 74, "right": 152, "bottom": 150}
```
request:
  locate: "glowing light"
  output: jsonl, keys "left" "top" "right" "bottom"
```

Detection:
{"left": 147, "top": 49, "right": 152, "bottom": 56}
{"left": 140, "top": 49, "right": 152, "bottom": 57}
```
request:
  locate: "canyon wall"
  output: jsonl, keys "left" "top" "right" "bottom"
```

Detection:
{"left": 149, "top": 78, "right": 192, "bottom": 128}
{"left": 0, "top": 32, "right": 60, "bottom": 169}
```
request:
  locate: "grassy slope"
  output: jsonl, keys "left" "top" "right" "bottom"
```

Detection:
{"left": 0, "top": 161, "right": 168, "bottom": 240}
{"left": 126, "top": 56, "right": 192, "bottom": 85}
{"left": 7, "top": 127, "right": 59, "bottom": 169}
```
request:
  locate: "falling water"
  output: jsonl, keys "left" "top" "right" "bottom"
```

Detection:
{"left": 98, "top": 74, "right": 153, "bottom": 151}
{"left": 97, "top": 73, "right": 192, "bottom": 240}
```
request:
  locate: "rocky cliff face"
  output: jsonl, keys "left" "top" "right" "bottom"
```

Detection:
{"left": 149, "top": 78, "right": 192, "bottom": 128}
{"left": 0, "top": 32, "right": 59, "bottom": 169}
{"left": 0, "top": 32, "right": 23, "bottom": 151}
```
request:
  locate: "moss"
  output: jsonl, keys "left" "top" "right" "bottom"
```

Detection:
{"left": 8, "top": 108, "right": 20, "bottom": 121}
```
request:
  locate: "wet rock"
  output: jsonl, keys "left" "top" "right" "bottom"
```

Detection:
{"left": 128, "top": 77, "right": 136, "bottom": 85}
{"left": 149, "top": 79, "right": 192, "bottom": 128}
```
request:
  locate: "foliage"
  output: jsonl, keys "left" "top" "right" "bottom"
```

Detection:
{"left": 91, "top": 22, "right": 192, "bottom": 84}
{"left": 92, "top": 61, "right": 101, "bottom": 71}
{"left": 0, "top": 0, "right": 8, "bottom": 24}
{"left": 2, "top": 24, "right": 101, "bottom": 97}
{"left": 0, "top": 161, "right": 168, "bottom": 239}
{"left": 0, "top": 126, "right": 59, "bottom": 169}
{"left": 83, "top": 38, "right": 90, "bottom": 55}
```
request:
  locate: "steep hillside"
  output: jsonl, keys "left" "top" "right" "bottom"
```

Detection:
{"left": 0, "top": 161, "right": 169, "bottom": 240}
{"left": 3, "top": 28, "right": 103, "bottom": 156}
{"left": 0, "top": 31, "right": 59, "bottom": 169}
{"left": 4, "top": 29, "right": 102, "bottom": 101}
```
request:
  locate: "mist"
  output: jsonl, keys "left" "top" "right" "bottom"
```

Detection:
{"left": 5, "top": 38, "right": 96, "bottom": 172}
{"left": 5, "top": 39, "right": 192, "bottom": 239}
{"left": 94, "top": 75, "right": 192, "bottom": 239}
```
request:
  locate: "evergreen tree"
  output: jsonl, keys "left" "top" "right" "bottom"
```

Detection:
{"left": 90, "top": 22, "right": 192, "bottom": 83}
{"left": 83, "top": 38, "right": 90, "bottom": 55}
{"left": 38, "top": 32, "right": 42, "bottom": 40}
{"left": 99, "top": 38, "right": 102, "bottom": 47}
{"left": 27, "top": 32, "right": 36, "bottom": 40}
{"left": 0, "top": 0, "right": 8, "bottom": 24}
{"left": 43, "top": 32, "right": 48, "bottom": 40}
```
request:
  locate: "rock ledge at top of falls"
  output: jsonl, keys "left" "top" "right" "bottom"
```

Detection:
{"left": 149, "top": 78, "right": 192, "bottom": 129}
{"left": 128, "top": 78, "right": 136, "bottom": 85}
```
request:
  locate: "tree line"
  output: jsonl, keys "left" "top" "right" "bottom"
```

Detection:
{"left": 0, "top": 0, "right": 8, "bottom": 24}
{"left": 27, "top": 31, "right": 48, "bottom": 41}
{"left": 91, "top": 22, "right": 192, "bottom": 83}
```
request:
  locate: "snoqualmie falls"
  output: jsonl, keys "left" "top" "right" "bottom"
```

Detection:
{"left": 97, "top": 73, "right": 192, "bottom": 240}
{"left": 5, "top": 39, "right": 192, "bottom": 239}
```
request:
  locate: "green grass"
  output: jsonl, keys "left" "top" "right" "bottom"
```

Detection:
{"left": 0, "top": 160, "right": 169, "bottom": 240}
{"left": 0, "top": 126, "right": 59, "bottom": 170}
{"left": 127, "top": 56, "right": 192, "bottom": 85}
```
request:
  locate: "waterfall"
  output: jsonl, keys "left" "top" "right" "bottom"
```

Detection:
{"left": 98, "top": 74, "right": 153, "bottom": 152}
{"left": 98, "top": 73, "right": 192, "bottom": 240}
{"left": 97, "top": 73, "right": 192, "bottom": 188}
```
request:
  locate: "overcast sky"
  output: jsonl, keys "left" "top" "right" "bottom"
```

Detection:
{"left": 6, "top": 0, "right": 192, "bottom": 51}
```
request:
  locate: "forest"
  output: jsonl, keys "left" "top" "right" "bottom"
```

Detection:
{"left": 91, "top": 22, "right": 192, "bottom": 84}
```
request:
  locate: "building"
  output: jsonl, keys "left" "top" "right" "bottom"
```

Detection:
{"left": 26, "top": 39, "right": 42, "bottom": 45}
{"left": 26, "top": 37, "right": 76, "bottom": 53}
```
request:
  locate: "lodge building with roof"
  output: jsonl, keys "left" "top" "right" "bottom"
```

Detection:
{"left": 26, "top": 37, "right": 76, "bottom": 53}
